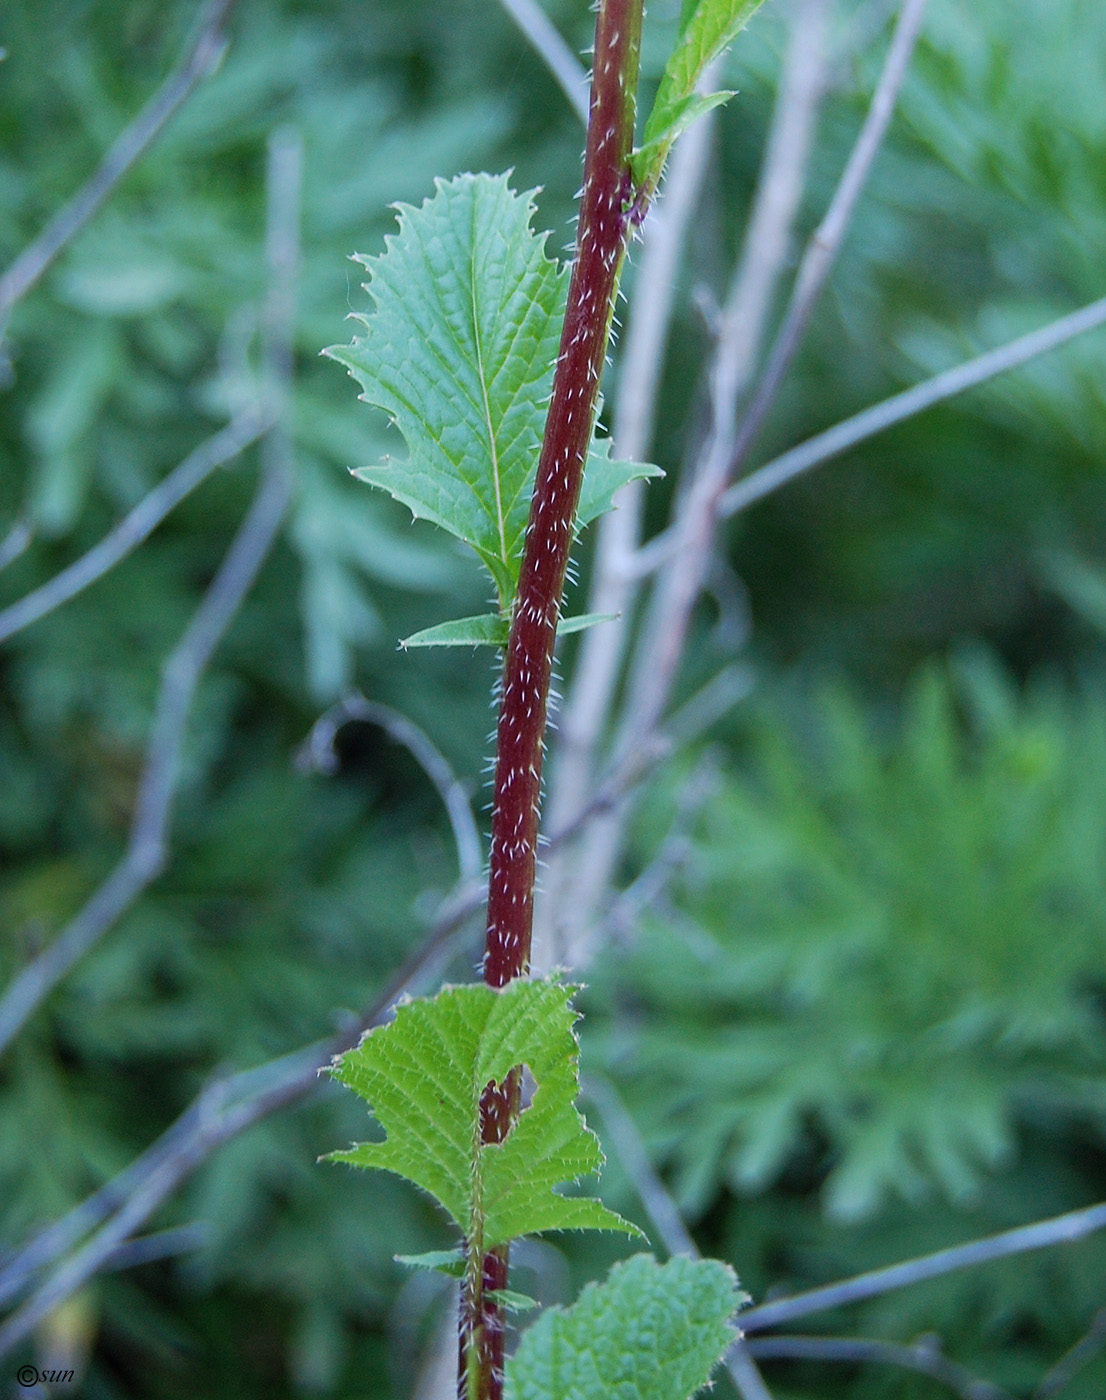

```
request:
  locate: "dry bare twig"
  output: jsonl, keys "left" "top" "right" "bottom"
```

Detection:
{"left": 718, "top": 292, "right": 1106, "bottom": 518}
{"left": 0, "top": 0, "right": 235, "bottom": 326}
{"left": 620, "top": 0, "right": 920, "bottom": 757}
{"left": 720, "top": 0, "right": 930, "bottom": 486}
{"left": 740, "top": 1201, "right": 1106, "bottom": 1333}
{"left": 295, "top": 691, "right": 483, "bottom": 883}
{"left": 0, "top": 130, "right": 301, "bottom": 1057}
{"left": 746, "top": 1334, "right": 1014, "bottom": 1400}
{"left": 0, "top": 662, "right": 746, "bottom": 1343}
{"left": 553, "top": 0, "right": 832, "bottom": 965}
{"left": 496, "top": 0, "right": 589, "bottom": 126}
{"left": 0, "top": 408, "right": 268, "bottom": 646}
{"left": 1035, "top": 1305, "right": 1106, "bottom": 1399}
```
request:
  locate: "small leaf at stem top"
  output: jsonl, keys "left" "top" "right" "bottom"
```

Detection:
{"left": 632, "top": 0, "right": 768, "bottom": 190}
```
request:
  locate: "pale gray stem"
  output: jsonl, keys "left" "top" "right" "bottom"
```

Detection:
{"left": 0, "top": 683, "right": 719, "bottom": 1332}
{"left": 622, "top": 0, "right": 909, "bottom": 753}
{"left": 533, "top": 63, "right": 720, "bottom": 970}
{"left": 745, "top": 1335, "right": 1013, "bottom": 1400}
{"left": 721, "top": 0, "right": 930, "bottom": 484}
{"left": 719, "top": 292, "right": 1106, "bottom": 518}
{"left": 558, "top": 0, "right": 830, "bottom": 964}
{"left": 0, "top": 130, "right": 300, "bottom": 1058}
{"left": 0, "top": 409, "right": 267, "bottom": 645}
{"left": 0, "top": 880, "right": 482, "bottom": 1323}
{"left": 497, "top": 0, "right": 589, "bottom": 126}
{"left": 0, "top": 0, "right": 234, "bottom": 325}
{"left": 295, "top": 692, "right": 483, "bottom": 883}
{"left": 584, "top": 1076, "right": 775, "bottom": 1400}
{"left": 740, "top": 1201, "right": 1106, "bottom": 1333}
{"left": 1035, "top": 1305, "right": 1106, "bottom": 1399}
{"left": 0, "top": 518, "right": 32, "bottom": 572}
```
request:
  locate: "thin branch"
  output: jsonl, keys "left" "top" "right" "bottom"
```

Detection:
{"left": 0, "top": 663, "right": 730, "bottom": 1337}
{"left": 583, "top": 1075, "right": 775, "bottom": 1400}
{"left": 0, "top": 408, "right": 267, "bottom": 645}
{"left": 0, "top": 130, "right": 300, "bottom": 1058}
{"left": 718, "top": 291, "right": 1106, "bottom": 518}
{"left": 0, "top": 0, "right": 234, "bottom": 325}
{"left": 0, "top": 518, "right": 32, "bottom": 573}
{"left": 622, "top": 0, "right": 913, "bottom": 752}
{"left": 1035, "top": 1306, "right": 1106, "bottom": 1399}
{"left": 100, "top": 1222, "right": 210, "bottom": 1273}
{"left": 721, "top": 0, "right": 930, "bottom": 485}
{"left": 551, "top": 0, "right": 829, "bottom": 967}
{"left": 295, "top": 691, "right": 483, "bottom": 883}
{"left": 496, "top": 0, "right": 589, "bottom": 125}
{"left": 0, "top": 880, "right": 483, "bottom": 1326}
{"left": 745, "top": 1334, "right": 1014, "bottom": 1400}
{"left": 600, "top": 750, "right": 718, "bottom": 942}
{"left": 0, "top": 685, "right": 709, "bottom": 1337}
{"left": 534, "top": 58, "right": 722, "bottom": 972}
{"left": 740, "top": 1201, "right": 1106, "bottom": 1334}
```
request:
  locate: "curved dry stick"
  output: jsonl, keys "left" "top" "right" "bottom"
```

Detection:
{"left": 0, "top": 409, "right": 267, "bottom": 645}
{"left": 0, "top": 871, "right": 484, "bottom": 1328}
{"left": 295, "top": 691, "right": 483, "bottom": 883}
{"left": 0, "top": 434, "right": 291, "bottom": 1057}
{"left": 620, "top": 0, "right": 924, "bottom": 759}
{"left": 0, "top": 880, "right": 484, "bottom": 1359}
{"left": 0, "top": 0, "right": 234, "bottom": 325}
{"left": 745, "top": 1334, "right": 1013, "bottom": 1400}
{"left": 718, "top": 292, "right": 1106, "bottom": 518}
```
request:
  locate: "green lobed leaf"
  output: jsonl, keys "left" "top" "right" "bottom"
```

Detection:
{"left": 486, "top": 1288, "right": 539, "bottom": 1313}
{"left": 401, "top": 610, "right": 617, "bottom": 650}
{"left": 577, "top": 437, "right": 663, "bottom": 531}
{"left": 327, "top": 174, "right": 657, "bottom": 612}
{"left": 504, "top": 1254, "right": 746, "bottom": 1400}
{"left": 400, "top": 613, "right": 510, "bottom": 649}
{"left": 323, "top": 977, "right": 640, "bottom": 1250}
{"left": 633, "top": 0, "right": 767, "bottom": 188}
{"left": 395, "top": 1249, "right": 466, "bottom": 1277}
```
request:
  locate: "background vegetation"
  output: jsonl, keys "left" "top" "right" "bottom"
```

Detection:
{"left": 1, "top": 0, "right": 1104, "bottom": 1396}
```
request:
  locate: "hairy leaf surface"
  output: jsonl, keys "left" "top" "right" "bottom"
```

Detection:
{"left": 326, "top": 173, "right": 656, "bottom": 612}
{"left": 324, "top": 977, "right": 638, "bottom": 1249}
{"left": 505, "top": 1254, "right": 745, "bottom": 1400}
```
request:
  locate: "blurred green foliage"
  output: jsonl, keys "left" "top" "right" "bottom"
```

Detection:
{"left": 591, "top": 657, "right": 1106, "bottom": 1394}
{"left": 0, "top": 0, "right": 1104, "bottom": 1396}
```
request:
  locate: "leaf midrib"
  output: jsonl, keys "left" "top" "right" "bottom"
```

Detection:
{"left": 469, "top": 198, "right": 509, "bottom": 572}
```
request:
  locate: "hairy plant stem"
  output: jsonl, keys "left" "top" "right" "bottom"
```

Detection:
{"left": 460, "top": 1, "right": 645, "bottom": 1394}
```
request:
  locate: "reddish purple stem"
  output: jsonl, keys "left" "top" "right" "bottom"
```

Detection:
{"left": 485, "top": 0, "right": 642, "bottom": 991}
{"left": 459, "top": 1, "right": 645, "bottom": 1395}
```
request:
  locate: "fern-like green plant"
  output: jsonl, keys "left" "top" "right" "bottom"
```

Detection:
{"left": 596, "top": 655, "right": 1106, "bottom": 1222}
